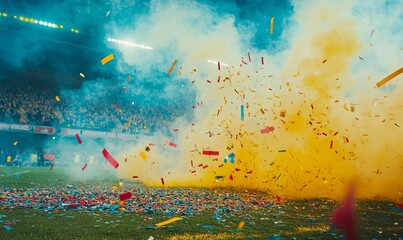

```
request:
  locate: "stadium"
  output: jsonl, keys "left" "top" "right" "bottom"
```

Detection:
{"left": 0, "top": 0, "right": 402, "bottom": 239}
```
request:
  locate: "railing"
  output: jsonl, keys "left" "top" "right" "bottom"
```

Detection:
{"left": 0, "top": 122, "right": 139, "bottom": 140}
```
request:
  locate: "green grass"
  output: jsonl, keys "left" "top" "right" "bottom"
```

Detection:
{"left": 0, "top": 167, "right": 402, "bottom": 240}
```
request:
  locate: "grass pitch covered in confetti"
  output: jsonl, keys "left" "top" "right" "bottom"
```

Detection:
{"left": 1, "top": 167, "right": 402, "bottom": 240}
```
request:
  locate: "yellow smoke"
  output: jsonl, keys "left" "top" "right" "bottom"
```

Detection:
{"left": 117, "top": 1, "right": 403, "bottom": 201}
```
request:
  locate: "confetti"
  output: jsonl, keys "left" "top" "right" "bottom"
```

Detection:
{"left": 218, "top": 61, "right": 221, "bottom": 70}
{"left": 13, "top": 141, "right": 18, "bottom": 146}
{"left": 155, "top": 217, "right": 182, "bottom": 226}
{"left": 169, "top": 141, "right": 177, "bottom": 148}
{"left": 81, "top": 163, "right": 88, "bottom": 171}
{"left": 102, "top": 148, "right": 120, "bottom": 168}
{"left": 49, "top": 161, "right": 54, "bottom": 172}
{"left": 248, "top": 52, "right": 251, "bottom": 62}
{"left": 322, "top": 59, "right": 327, "bottom": 63}
{"left": 79, "top": 73, "right": 85, "bottom": 78}
{"left": 224, "top": 153, "right": 235, "bottom": 164}
{"left": 375, "top": 67, "right": 403, "bottom": 88}
{"left": 55, "top": 96, "right": 60, "bottom": 102}
{"left": 241, "top": 105, "right": 244, "bottom": 121}
{"left": 166, "top": 59, "right": 177, "bottom": 75}
{"left": 161, "top": 177, "right": 165, "bottom": 185}
{"left": 106, "top": 10, "right": 110, "bottom": 17}
{"left": 101, "top": 54, "right": 114, "bottom": 65}
{"left": 119, "top": 192, "right": 132, "bottom": 201}
{"left": 75, "top": 134, "right": 82, "bottom": 144}
{"left": 261, "top": 57, "right": 264, "bottom": 65}
{"left": 260, "top": 126, "right": 275, "bottom": 134}
{"left": 238, "top": 221, "right": 245, "bottom": 229}
{"left": 278, "top": 150, "right": 286, "bottom": 153}
{"left": 140, "top": 151, "right": 148, "bottom": 160}
{"left": 270, "top": 17, "right": 274, "bottom": 34}
{"left": 202, "top": 150, "right": 220, "bottom": 156}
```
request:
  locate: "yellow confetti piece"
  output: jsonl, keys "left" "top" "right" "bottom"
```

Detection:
{"left": 140, "top": 151, "right": 148, "bottom": 160}
{"left": 155, "top": 217, "right": 182, "bottom": 227}
{"left": 101, "top": 54, "right": 114, "bottom": 65}
{"left": 375, "top": 67, "right": 403, "bottom": 88}
{"left": 238, "top": 221, "right": 245, "bottom": 229}
{"left": 270, "top": 17, "right": 274, "bottom": 34}
{"left": 13, "top": 141, "right": 18, "bottom": 146}
{"left": 128, "top": 76, "right": 131, "bottom": 82}
{"left": 55, "top": 96, "right": 60, "bottom": 102}
{"left": 123, "top": 119, "right": 130, "bottom": 129}
{"left": 167, "top": 59, "right": 177, "bottom": 75}
{"left": 6, "top": 156, "right": 11, "bottom": 162}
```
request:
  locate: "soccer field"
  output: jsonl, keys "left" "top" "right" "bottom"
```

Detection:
{"left": 1, "top": 166, "right": 402, "bottom": 240}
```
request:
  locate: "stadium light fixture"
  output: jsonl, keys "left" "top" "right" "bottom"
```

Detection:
{"left": 8, "top": 12, "right": 77, "bottom": 32}
{"left": 107, "top": 37, "right": 153, "bottom": 50}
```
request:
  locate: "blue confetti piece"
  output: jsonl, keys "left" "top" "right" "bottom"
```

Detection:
{"left": 241, "top": 105, "right": 244, "bottom": 121}
{"left": 3, "top": 225, "right": 13, "bottom": 231}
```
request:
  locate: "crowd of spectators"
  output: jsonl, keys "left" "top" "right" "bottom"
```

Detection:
{"left": 0, "top": 84, "right": 183, "bottom": 134}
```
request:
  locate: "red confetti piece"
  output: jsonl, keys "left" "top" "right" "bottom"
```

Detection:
{"left": 124, "top": 87, "right": 127, "bottom": 92}
{"left": 149, "top": 143, "right": 155, "bottom": 146}
{"left": 198, "top": 164, "right": 203, "bottom": 167}
{"left": 203, "top": 165, "right": 208, "bottom": 169}
{"left": 330, "top": 140, "right": 334, "bottom": 148}
{"left": 235, "top": 168, "right": 241, "bottom": 172}
{"left": 119, "top": 192, "right": 132, "bottom": 201}
{"left": 323, "top": 59, "right": 327, "bottom": 63}
{"left": 202, "top": 150, "right": 220, "bottom": 156}
{"left": 218, "top": 61, "right": 220, "bottom": 70}
{"left": 276, "top": 195, "right": 281, "bottom": 202}
{"left": 218, "top": 164, "right": 224, "bottom": 167}
{"left": 217, "top": 76, "right": 220, "bottom": 82}
{"left": 397, "top": 204, "right": 403, "bottom": 209}
{"left": 173, "top": 129, "right": 178, "bottom": 132}
{"left": 229, "top": 175, "right": 234, "bottom": 181}
{"left": 67, "top": 204, "right": 78, "bottom": 209}
{"left": 75, "top": 133, "right": 82, "bottom": 144}
{"left": 81, "top": 163, "right": 88, "bottom": 171}
{"left": 260, "top": 126, "right": 275, "bottom": 134}
{"left": 248, "top": 52, "right": 251, "bottom": 62}
{"left": 261, "top": 57, "right": 264, "bottom": 65}
{"left": 132, "top": 176, "right": 139, "bottom": 178}
{"left": 247, "top": 170, "right": 253, "bottom": 174}
{"left": 3, "top": 222, "right": 17, "bottom": 225}
{"left": 161, "top": 177, "right": 165, "bottom": 185}
{"left": 191, "top": 160, "right": 194, "bottom": 167}
{"left": 191, "top": 170, "right": 196, "bottom": 173}
{"left": 102, "top": 148, "right": 120, "bottom": 169}
{"left": 169, "top": 141, "right": 177, "bottom": 148}
{"left": 207, "top": 80, "right": 211, "bottom": 83}
{"left": 334, "top": 131, "right": 339, "bottom": 136}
